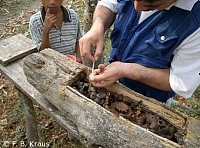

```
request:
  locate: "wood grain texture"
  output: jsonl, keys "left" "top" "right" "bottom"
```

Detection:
{"left": 0, "top": 34, "right": 37, "bottom": 66}
{"left": 20, "top": 92, "right": 39, "bottom": 142}
{"left": 184, "top": 118, "right": 200, "bottom": 147}
{"left": 22, "top": 49, "right": 187, "bottom": 147}
{"left": 0, "top": 58, "right": 79, "bottom": 140}
{"left": 1, "top": 47, "right": 199, "bottom": 147}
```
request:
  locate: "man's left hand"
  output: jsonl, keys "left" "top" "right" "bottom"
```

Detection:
{"left": 89, "top": 62, "right": 124, "bottom": 87}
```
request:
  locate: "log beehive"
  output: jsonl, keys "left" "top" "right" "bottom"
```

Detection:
{"left": 23, "top": 49, "right": 200, "bottom": 148}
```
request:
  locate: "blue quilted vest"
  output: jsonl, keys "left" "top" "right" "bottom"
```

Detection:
{"left": 107, "top": 0, "right": 200, "bottom": 102}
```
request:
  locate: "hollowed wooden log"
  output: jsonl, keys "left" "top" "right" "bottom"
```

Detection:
{"left": 23, "top": 48, "right": 200, "bottom": 148}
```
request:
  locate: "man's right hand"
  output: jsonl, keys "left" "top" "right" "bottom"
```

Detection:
{"left": 79, "top": 24, "right": 105, "bottom": 62}
{"left": 79, "top": 5, "right": 116, "bottom": 62}
{"left": 43, "top": 8, "right": 58, "bottom": 33}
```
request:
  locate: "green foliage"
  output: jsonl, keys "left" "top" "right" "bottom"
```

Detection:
{"left": 104, "top": 36, "right": 112, "bottom": 59}
{"left": 6, "top": 101, "right": 24, "bottom": 126}
{"left": 171, "top": 98, "right": 200, "bottom": 119}
{"left": 15, "top": 127, "right": 26, "bottom": 141}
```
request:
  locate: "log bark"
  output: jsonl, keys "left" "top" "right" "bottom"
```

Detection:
{"left": 184, "top": 118, "right": 200, "bottom": 147}
{"left": 23, "top": 49, "right": 200, "bottom": 148}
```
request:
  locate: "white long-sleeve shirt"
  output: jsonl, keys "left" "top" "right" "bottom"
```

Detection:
{"left": 98, "top": 0, "right": 200, "bottom": 98}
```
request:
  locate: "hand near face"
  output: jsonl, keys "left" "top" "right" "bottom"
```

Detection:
{"left": 43, "top": 8, "right": 58, "bottom": 33}
{"left": 89, "top": 62, "right": 124, "bottom": 87}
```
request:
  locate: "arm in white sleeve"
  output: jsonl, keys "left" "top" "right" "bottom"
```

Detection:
{"left": 170, "top": 27, "right": 200, "bottom": 98}
{"left": 97, "top": 0, "right": 118, "bottom": 13}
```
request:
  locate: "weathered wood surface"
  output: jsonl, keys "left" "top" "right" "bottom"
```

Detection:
{"left": 0, "top": 56, "right": 80, "bottom": 141}
{"left": 22, "top": 48, "right": 199, "bottom": 148}
{"left": 23, "top": 49, "right": 187, "bottom": 128}
{"left": 184, "top": 118, "right": 200, "bottom": 147}
{"left": 20, "top": 92, "right": 39, "bottom": 142}
{"left": 0, "top": 34, "right": 37, "bottom": 66}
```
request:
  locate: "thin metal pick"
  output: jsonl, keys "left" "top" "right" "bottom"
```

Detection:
{"left": 91, "top": 61, "right": 95, "bottom": 74}
{"left": 89, "top": 61, "right": 95, "bottom": 92}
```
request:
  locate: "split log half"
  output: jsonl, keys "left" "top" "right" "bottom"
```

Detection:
{"left": 23, "top": 49, "right": 199, "bottom": 148}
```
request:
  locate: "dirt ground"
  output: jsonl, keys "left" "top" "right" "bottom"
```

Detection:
{"left": 0, "top": 0, "right": 199, "bottom": 147}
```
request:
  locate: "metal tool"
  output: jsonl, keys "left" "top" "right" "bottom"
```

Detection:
{"left": 89, "top": 60, "right": 95, "bottom": 92}
{"left": 91, "top": 60, "right": 95, "bottom": 74}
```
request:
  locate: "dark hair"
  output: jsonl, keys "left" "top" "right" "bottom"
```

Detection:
{"left": 138, "top": 0, "right": 165, "bottom": 2}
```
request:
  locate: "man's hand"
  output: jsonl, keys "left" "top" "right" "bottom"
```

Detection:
{"left": 40, "top": 8, "right": 59, "bottom": 50}
{"left": 79, "top": 25, "right": 105, "bottom": 62}
{"left": 43, "top": 8, "right": 58, "bottom": 33}
{"left": 79, "top": 5, "right": 116, "bottom": 62}
{"left": 89, "top": 62, "right": 124, "bottom": 87}
{"left": 89, "top": 61, "right": 172, "bottom": 91}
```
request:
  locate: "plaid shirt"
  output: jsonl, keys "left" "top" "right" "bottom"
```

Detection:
{"left": 29, "top": 6, "right": 83, "bottom": 55}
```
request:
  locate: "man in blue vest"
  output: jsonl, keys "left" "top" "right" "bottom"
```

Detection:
{"left": 79, "top": 0, "right": 200, "bottom": 103}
